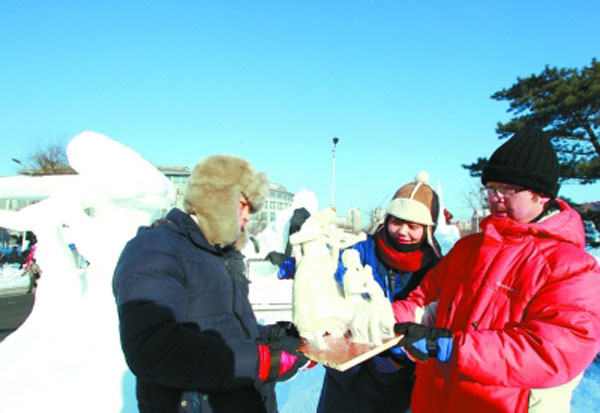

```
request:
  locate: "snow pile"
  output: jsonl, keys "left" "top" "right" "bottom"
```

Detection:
{"left": 435, "top": 181, "right": 461, "bottom": 254}
{"left": 0, "top": 263, "right": 31, "bottom": 294}
{"left": 588, "top": 247, "right": 600, "bottom": 265}
{"left": 572, "top": 359, "right": 600, "bottom": 412}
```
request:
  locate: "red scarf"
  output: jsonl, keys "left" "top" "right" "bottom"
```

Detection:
{"left": 375, "top": 229, "right": 424, "bottom": 272}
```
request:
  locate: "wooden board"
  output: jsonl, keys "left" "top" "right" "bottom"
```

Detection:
{"left": 299, "top": 334, "right": 402, "bottom": 372}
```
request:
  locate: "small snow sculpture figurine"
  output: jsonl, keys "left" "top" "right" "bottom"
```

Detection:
{"left": 341, "top": 249, "right": 377, "bottom": 305}
{"left": 291, "top": 208, "right": 366, "bottom": 348}
{"left": 341, "top": 249, "right": 395, "bottom": 345}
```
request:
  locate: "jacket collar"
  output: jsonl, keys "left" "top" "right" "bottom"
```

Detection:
{"left": 480, "top": 198, "right": 586, "bottom": 248}
{"left": 165, "top": 208, "right": 221, "bottom": 254}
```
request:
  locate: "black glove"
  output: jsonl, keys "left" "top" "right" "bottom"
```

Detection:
{"left": 259, "top": 321, "right": 300, "bottom": 340}
{"left": 264, "top": 251, "right": 290, "bottom": 267}
{"left": 395, "top": 323, "right": 453, "bottom": 362}
{"left": 257, "top": 321, "right": 309, "bottom": 382}
{"left": 273, "top": 321, "right": 301, "bottom": 338}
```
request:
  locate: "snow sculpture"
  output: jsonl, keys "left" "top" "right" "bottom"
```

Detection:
{"left": 435, "top": 181, "right": 461, "bottom": 255}
{"left": 291, "top": 208, "right": 349, "bottom": 347}
{"left": 340, "top": 249, "right": 374, "bottom": 305}
{"left": 341, "top": 249, "right": 395, "bottom": 345}
{"left": 241, "top": 190, "right": 318, "bottom": 325}
{"left": 291, "top": 208, "right": 394, "bottom": 348}
{"left": 0, "top": 131, "right": 174, "bottom": 413}
{"left": 243, "top": 189, "right": 319, "bottom": 261}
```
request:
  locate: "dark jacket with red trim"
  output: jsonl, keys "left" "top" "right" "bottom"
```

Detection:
{"left": 113, "top": 208, "right": 276, "bottom": 413}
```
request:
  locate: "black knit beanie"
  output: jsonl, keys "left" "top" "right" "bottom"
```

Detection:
{"left": 482, "top": 126, "right": 560, "bottom": 197}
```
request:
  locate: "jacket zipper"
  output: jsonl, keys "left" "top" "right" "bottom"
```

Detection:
{"left": 386, "top": 269, "right": 396, "bottom": 300}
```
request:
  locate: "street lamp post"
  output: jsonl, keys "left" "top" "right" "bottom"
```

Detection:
{"left": 330, "top": 137, "right": 339, "bottom": 208}
{"left": 12, "top": 158, "right": 27, "bottom": 175}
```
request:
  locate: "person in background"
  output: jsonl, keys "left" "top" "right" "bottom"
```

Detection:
{"left": 443, "top": 208, "right": 453, "bottom": 225}
{"left": 317, "top": 172, "right": 442, "bottom": 413}
{"left": 393, "top": 126, "right": 600, "bottom": 412}
{"left": 7, "top": 246, "right": 22, "bottom": 264}
{"left": 113, "top": 155, "right": 309, "bottom": 413}
{"left": 0, "top": 227, "right": 10, "bottom": 249}
{"left": 264, "top": 206, "right": 311, "bottom": 279}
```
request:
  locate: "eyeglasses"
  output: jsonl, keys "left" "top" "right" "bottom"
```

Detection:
{"left": 480, "top": 185, "right": 528, "bottom": 198}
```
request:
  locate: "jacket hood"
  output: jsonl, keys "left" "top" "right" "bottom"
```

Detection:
{"left": 480, "top": 198, "right": 586, "bottom": 248}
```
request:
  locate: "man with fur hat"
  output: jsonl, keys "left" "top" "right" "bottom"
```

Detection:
{"left": 393, "top": 126, "right": 600, "bottom": 412}
{"left": 317, "top": 172, "right": 442, "bottom": 413}
{"left": 113, "top": 155, "right": 308, "bottom": 413}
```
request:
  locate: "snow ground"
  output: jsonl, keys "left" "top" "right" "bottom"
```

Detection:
{"left": 275, "top": 348, "right": 600, "bottom": 412}
{"left": 0, "top": 262, "right": 30, "bottom": 295}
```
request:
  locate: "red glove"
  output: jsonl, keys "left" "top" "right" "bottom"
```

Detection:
{"left": 257, "top": 322, "right": 312, "bottom": 382}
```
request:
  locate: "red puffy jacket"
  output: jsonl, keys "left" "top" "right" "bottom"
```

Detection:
{"left": 393, "top": 199, "right": 600, "bottom": 412}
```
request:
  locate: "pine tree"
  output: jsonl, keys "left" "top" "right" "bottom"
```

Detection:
{"left": 463, "top": 59, "right": 600, "bottom": 184}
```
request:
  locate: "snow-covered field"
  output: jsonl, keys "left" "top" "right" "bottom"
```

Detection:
{"left": 0, "top": 131, "right": 598, "bottom": 412}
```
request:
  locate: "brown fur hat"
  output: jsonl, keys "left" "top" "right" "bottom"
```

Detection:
{"left": 184, "top": 155, "right": 269, "bottom": 249}
{"left": 388, "top": 171, "right": 439, "bottom": 226}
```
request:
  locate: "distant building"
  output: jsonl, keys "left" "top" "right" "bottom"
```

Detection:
{"left": 455, "top": 221, "right": 474, "bottom": 236}
{"left": 146, "top": 167, "right": 296, "bottom": 233}
{"left": 332, "top": 206, "right": 362, "bottom": 234}
{"left": 454, "top": 208, "right": 490, "bottom": 236}
{"left": 360, "top": 207, "right": 386, "bottom": 233}
{"left": 573, "top": 201, "right": 600, "bottom": 246}
{"left": 470, "top": 207, "right": 489, "bottom": 234}
{"left": 346, "top": 206, "right": 361, "bottom": 234}
{"left": 1, "top": 166, "right": 296, "bottom": 236}
{"left": 0, "top": 198, "right": 33, "bottom": 212}
{"left": 247, "top": 182, "right": 294, "bottom": 234}
{"left": 371, "top": 207, "right": 385, "bottom": 227}
{"left": 578, "top": 201, "right": 600, "bottom": 213}
{"left": 0, "top": 198, "right": 32, "bottom": 211}
{"left": 156, "top": 165, "right": 191, "bottom": 210}
{"left": 0, "top": 174, "right": 38, "bottom": 212}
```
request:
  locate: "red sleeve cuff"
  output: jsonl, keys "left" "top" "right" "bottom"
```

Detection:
{"left": 257, "top": 344, "right": 271, "bottom": 381}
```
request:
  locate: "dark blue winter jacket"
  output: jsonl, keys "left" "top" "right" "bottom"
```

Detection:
{"left": 113, "top": 208, "right": 276, "bottom": 413}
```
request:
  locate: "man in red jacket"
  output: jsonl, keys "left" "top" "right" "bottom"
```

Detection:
{"left": 392, "top": 126, "right": 600, "bottom": 412}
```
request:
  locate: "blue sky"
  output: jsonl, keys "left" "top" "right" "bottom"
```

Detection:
{"left": 1, "top": 1, "right": 599, "bottom": 221}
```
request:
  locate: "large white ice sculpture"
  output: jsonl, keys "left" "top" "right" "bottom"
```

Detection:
{"left": 0, "top": 131, "right": 175, "bottom": 413}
